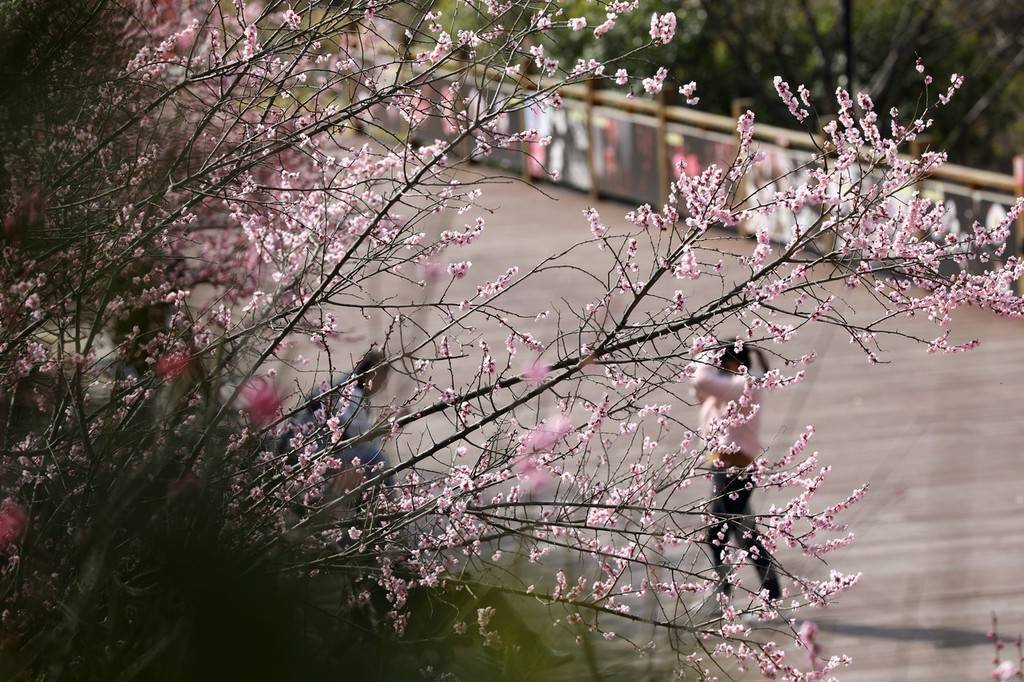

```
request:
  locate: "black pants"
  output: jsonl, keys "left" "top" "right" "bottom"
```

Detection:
{"left": 705, "top": 472, "right": 781, "bottom": 600}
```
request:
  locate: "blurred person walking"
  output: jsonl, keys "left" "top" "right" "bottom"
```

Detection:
{"left": 692, "top": 344, "right": 782, "bottom": 607}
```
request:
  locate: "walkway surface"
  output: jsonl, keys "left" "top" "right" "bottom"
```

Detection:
{"left": 418, "top": 173, "right": 1024, "bottom": 681}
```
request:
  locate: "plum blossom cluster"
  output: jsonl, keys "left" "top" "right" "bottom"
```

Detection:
{"left": 649, "top": 11, "right": 677, "bottom": 45}
{"left": 642, "top": 66, "right": 668, "bottom": 95}
{"left": 773, "top": 76, "right": 810, "bottom": 122}
{"left": 679, "top": 80, "right": 699, "bottom": 105}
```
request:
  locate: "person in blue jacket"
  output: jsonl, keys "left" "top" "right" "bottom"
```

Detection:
{"left": 278, "top": 349, "right": 394, "bottom": 506}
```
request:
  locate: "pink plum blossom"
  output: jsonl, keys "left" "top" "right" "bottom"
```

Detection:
{"left": 649, "top": 12, "right": 676, "bottom": 45}
{"left": 642, "top": 66, "right": 668, "bottom": 95}
{"left": 281, "top": 9, "right": 301, "bottom": 29}
{"left": 447, "top": 261, "right": 471, "bottom": 279}
{"left": 525, "top": 413, "right": 574, "bottom": 453}
{"left": 513, "top": 456, "right": 550, "bottom": 493}
{"left": 156, "top": 351, "right": 191, "bottom": 380}
{"left": 798, "top": 620, "right": 824, "bottom": 672}
{"left": 417, "top": 260, "right": 446, "bottom": 283}
{"left": 679, "top": 81, "right": 699, "bottom": 105}
{"left": 241, "top": 377, "right": 281, "bottom": 426}
{"left": 993, "top": 661, "right": 1020, "bottom": 681}
{"left": 522, "top": 360, "right": 550, "bottom": 384}
{"left": 0, "top": 499, "right": 27, "bottom": 549}
{"left": 773, "top": 76, "right": 809, "bottom": 122}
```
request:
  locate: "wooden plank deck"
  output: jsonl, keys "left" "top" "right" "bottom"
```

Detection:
{"left": 435, "top": 175, "right": 1024, "bottom": 680}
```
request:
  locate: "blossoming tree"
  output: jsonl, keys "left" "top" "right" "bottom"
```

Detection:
{"left": 0, "top": 0, "right": 1021, "bottom": 679}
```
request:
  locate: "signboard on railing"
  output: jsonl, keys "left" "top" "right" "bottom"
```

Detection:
{"left": 919, "top": 181, "right": 1017, "bottom": 277}
{"left": 590, "top": 107, "right": 660, "bottom": 206}
{"left": 486, "top": 106, "right": 526, "bottom": 173}
{"left": 524, "top": 98, "right": 591, "bottom": 191}
{"left": 742, "top": 144, "right": 821, "bottom": 245}
{"left": 665, "top": 123, "right": 735, "bottom": 184}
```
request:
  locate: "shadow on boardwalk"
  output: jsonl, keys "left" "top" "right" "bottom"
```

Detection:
{"left": 816, "top": 620, "right": 990, "bottom": 649}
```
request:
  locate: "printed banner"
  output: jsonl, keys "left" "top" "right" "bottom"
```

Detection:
{"left": 524, "top": 99, "right": 591, "bottom": 191}
{"left": 591, "top": 107, "right": 661, "bottom": 207}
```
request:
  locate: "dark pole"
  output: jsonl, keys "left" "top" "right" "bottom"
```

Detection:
{"left": 842, "top": 0, "right": 854, "bottom": 92}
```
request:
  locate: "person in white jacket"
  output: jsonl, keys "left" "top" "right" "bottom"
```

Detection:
{"left": 692, "top": 343, "right": 781, "bottom": 603}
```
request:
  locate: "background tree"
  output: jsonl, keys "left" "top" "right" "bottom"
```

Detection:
{"left": 539, "top": 0, "right": 1024, "bottom": 172}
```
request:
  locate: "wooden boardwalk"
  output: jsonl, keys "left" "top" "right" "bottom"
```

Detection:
{"left": 436, "top": 176, "right": 1024, "bottom": 680}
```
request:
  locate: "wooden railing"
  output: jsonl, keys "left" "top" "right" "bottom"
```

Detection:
{"left": 375, "top": 69, "right": 1023, "bottom": 293}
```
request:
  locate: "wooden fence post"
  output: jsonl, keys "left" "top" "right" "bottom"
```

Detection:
{"left": 731, "top": 98, "right": 753, "bottom": 237}
{"left": 656, "top": 90, "right": 669, "bottom": 207}
{"left": 909, "top": 134, "right": 932, "bottom": 160}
